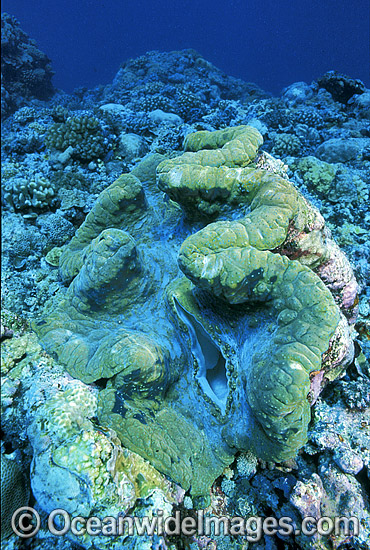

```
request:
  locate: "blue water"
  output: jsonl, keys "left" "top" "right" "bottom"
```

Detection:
{"left": 2, "top": 0, "right": 369, "bottom": 94}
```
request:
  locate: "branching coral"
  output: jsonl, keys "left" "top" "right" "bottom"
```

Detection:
{"left": 3, "top": 174, "right": 56, "bottom": 212}
{"left": 45, "top": 115, "right": 112, "bottom": 162}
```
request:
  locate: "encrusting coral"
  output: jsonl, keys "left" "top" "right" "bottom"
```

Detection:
{"left": 33, "top": 126, "right": 358, "bottom": 497}
{"left": 29, "top": 381, "right": 175, "bottom": 507}
{"left": 27, "top": 379, "right": 178, "bottom": 548}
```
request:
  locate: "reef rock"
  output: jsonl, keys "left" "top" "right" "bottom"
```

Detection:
{"left": 1, "top": 13, "right": 54, "bottom": 116}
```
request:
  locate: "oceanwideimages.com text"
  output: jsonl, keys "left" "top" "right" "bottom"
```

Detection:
{"left": 12, "top": 507, "right": 360, "bottom": 541}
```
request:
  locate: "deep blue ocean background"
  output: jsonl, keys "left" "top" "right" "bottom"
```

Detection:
{"left": 2, "top": 0, "right": 369, "bottom": 94}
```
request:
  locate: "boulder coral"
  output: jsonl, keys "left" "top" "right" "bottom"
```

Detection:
{"left": 34, "top": 126, "right": 358, "bottom": 497}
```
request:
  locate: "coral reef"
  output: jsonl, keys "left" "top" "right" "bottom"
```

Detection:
{"left": 1, "top": 328, "right": 182, "bottom": 550}
{"left": 281, "top": 81, "right": 314, "bottom": 106}
{"left": 45, "top": 115, "right": 113, "bottom": 162}
{"left": 271, "top": 132, "right": 302, "bottom": 157}
{"left": 349, "top": 90, "right": 370, "bottom": 119}
{"left": 36, "top": 213, "right": 76, "bottom": 247}
{"left": 102, "top": 49, "right": 269, "bottom": 124}
{"left": 29, "top": 380, "right": 178, "bottom": 547}
{"left": 34, "top": 126, "right": 357, "bottom": 499}
{"left": 307, "top": 397, "right": 370, "bottom": 475}
{"left": 3, "top": 173, "right": 56, "bottom": 213}
{"left": 295, "top": 156, "right": 337, "bottom": 195}
{"left": 1, "top": 48, "right": 369, "bottom": 549}
{"left": 1, "top": 13, "right": 54, "bottom": 116}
